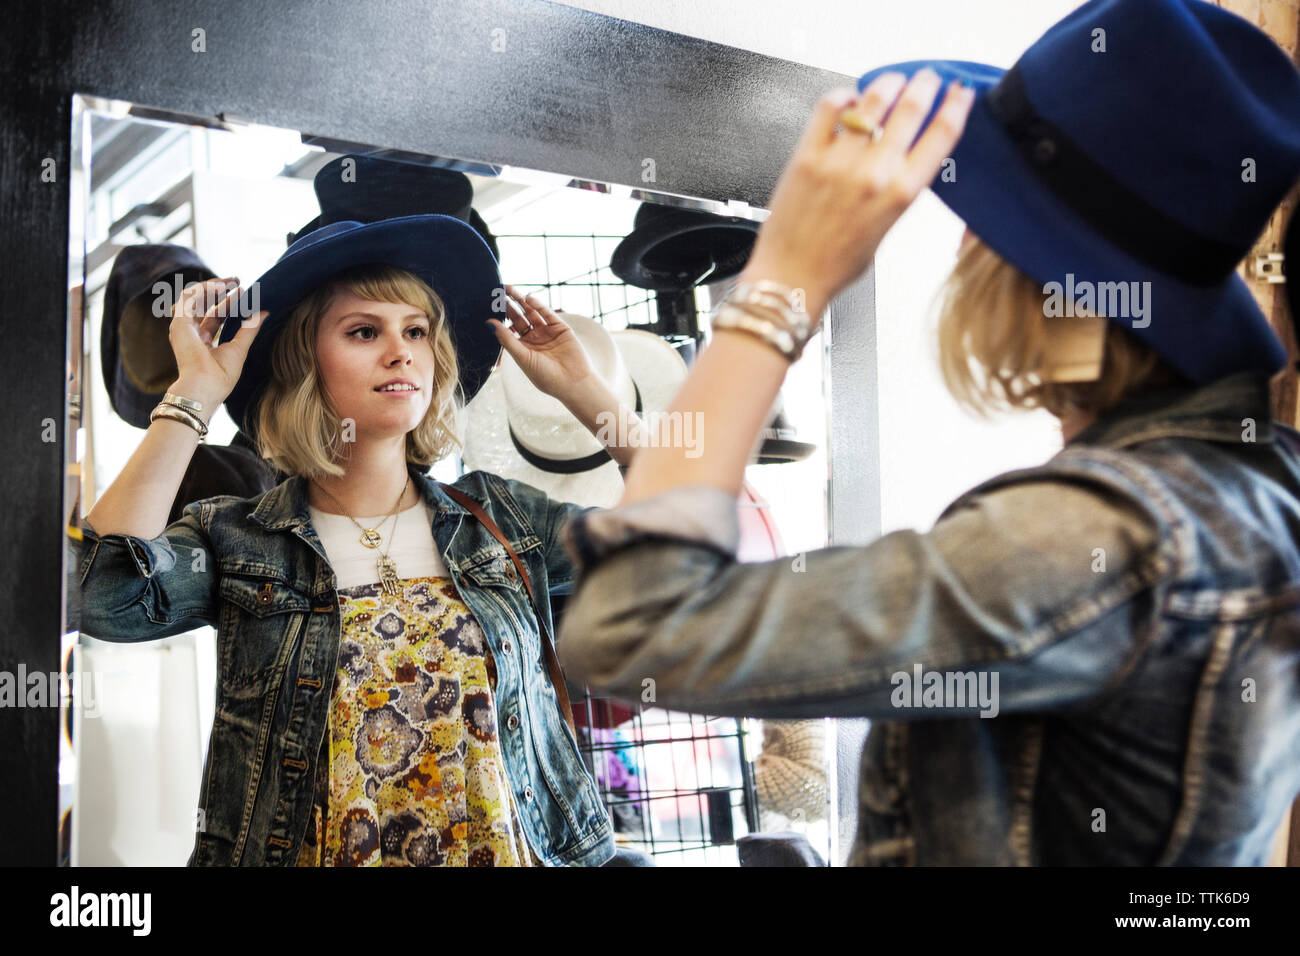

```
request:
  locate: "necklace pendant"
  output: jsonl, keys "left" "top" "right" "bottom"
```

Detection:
{"left": 359, "top": 528, "right": 382, "bottom": 549}
{"left": 377, "top": 555, "right": 399, "bottom": 596}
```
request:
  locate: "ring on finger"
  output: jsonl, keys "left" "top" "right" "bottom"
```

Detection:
{"left": 839, "top": 107, "right": 885, "bottom": 142}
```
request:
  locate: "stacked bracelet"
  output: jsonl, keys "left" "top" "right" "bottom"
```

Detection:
{"left": 710, "top": 279, "right": 816, "bottom": 362}
{"left": 150, "top": 392, "right": 209, "bottom": 442}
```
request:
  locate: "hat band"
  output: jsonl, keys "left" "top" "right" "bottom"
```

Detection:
{"left": 986, "top": 64, "right": 1243, "bottom": 285}
{"left": 507, "top": 380, "right": 642, "bottom": 474}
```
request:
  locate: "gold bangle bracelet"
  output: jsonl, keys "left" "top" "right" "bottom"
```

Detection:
{"left": 150, "top": 403, "right": 209, "bottom": 441}
{"left": 168, "top": 401, "right": 208, "bottom": 429}
{"left": 725, "top": 283, "right": 813, "bottom": 353}
{"left": 161, "top": 391, "right": 204, "bottom": 414}
{"left": 710, "top": 303, "right": 801, "bottom": 362}
{"left": 731, "top": 279, "right": 802, "bottom": 309}
{"left": 152, "top": 402, "right": 206, "bottom": 430}
{"left": 160, "top": 399, "right": 208, "bottom": 426}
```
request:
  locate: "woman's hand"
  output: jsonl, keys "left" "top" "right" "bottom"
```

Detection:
{"left": 487, "top": 286, "right": 598, "bottom": 400}
{"left": 168, "top": 277, "right": 266, "bottom": 414}
{"left": 611, "top": 71, "right": 973, "bottom": 505}
{"left": 738, "top": 68, "right": 976, "bottom": 320}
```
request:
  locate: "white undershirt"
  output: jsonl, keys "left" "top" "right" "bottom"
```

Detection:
{"left": 307, "top": 499, "right": 449, "bottom": 590}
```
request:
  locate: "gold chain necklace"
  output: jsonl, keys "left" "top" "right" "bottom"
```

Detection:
{"left": 311, "top": 475, "right": 410, "bottom": 596}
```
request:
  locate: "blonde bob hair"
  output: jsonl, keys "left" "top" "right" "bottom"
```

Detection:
{"left": 253, "top": 262, "right": 464, "bottom": 480}
{"left": 935, "top": 235, "right": 1188, "bottom": 420}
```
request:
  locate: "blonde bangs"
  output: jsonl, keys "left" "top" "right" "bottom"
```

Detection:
{"left": 935, "top": 236, "right": 1187, "bottom": 420}
{"left": 253, "top": 262, "right": 464, "bottom": 480}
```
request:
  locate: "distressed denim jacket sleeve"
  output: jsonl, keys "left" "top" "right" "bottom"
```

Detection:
{"left": 556, "top": 479, "right": 1170, "bottom": 719}
{"left": 73, "top": 500, "right": 220, "bottom": 642}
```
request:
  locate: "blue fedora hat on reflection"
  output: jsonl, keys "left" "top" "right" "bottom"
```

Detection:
{"left": 856, "top": 0, "right": 1300, "bottom": 385}
{"left": 217, "top": 214, "right": 502, "bottom": 443}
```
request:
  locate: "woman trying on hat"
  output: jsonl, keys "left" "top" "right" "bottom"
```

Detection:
{"left": 556, "top": 0, "right": 1300, "bottom": 865}
{"left": 76, "top": 214, "right": 643, "bottom": 866}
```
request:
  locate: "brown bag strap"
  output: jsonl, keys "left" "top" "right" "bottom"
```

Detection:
{"left": 439, "top": 483, "right": 578, "bottom": 737}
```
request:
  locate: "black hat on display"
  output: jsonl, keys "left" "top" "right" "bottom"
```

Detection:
{"left": 611, "top": 202, "right": 759, "bottom": 291}
{"left": 101, "top": 244, "right": 218, "bottom": 429}
{"left": 756, "top": 395, "right": 816, "bottom": 465}
{"left": 101, "top": 243, "right": 279, "bottom": 515}
{"left": 287, "top": 154, "right": 499, "bottom": 261}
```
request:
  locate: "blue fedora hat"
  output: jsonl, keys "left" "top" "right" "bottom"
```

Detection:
{"left": 216, "top": 213, "right": 502, "bottom": 442}
{"left": 857, "top": 0, "right": 1300, "bottom": 385}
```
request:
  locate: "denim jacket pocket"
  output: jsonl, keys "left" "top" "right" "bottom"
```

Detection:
{"left": 460, "top": 533, "right": 543, "bottom": 585}
{"left": 461, "top": 541, "right": 545, "bottom": 629}
{"left": 217, "top": 572, "right": 312, "bottom": 699}
{"left": 462, "top": 546, "right": 525, "bottom": 590}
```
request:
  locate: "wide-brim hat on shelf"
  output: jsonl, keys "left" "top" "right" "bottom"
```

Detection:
{"left": 855, "top": 0, "right": 1300, "bottom": 385}
{"left": 461, "top": 313, "right": 688, "bottom": 506}
{"left": 102, "top": 243, "right": 218, "bottom": 429}
{"left": 287, "top": 153, "right": 499, "bottom": 260}
{"left": 218, "top": 214, "right": 501, "bottom": 444}
{"left": 611, "top": 202, "right": 759, "bottom": 291}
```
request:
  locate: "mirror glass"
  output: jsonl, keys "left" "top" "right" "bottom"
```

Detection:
{"left": 62, "top": 92, "right": 834, "bottom": 866}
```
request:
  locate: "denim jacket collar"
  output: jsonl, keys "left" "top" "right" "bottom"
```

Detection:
{"left": 247, "top": 462, "right": 469, "bottom": 533}
{"left": 1065, "top": 370, "right": 1276, "bottom": 450}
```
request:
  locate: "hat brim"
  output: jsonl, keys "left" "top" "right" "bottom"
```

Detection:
{"left": 461, "top": 327, "right": 688, "bottom": 506}
{"left": 461, "top": 371, "right": 627, "bottom": 507}
{"left": 218, "top": 214, "right": 501, "bottom": 440}
{"left": 756, "top": 438, "right": 816, "bottom": 464}
{"left": 104, "top": 254, "right": 218, "bottom": 429}
{"left": 611, "top": 216, "right": 759, "bottom": 291}
{"left": 857, "top": 60, "right": 1287, "bottom": 385}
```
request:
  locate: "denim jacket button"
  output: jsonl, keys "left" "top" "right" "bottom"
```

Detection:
{"left": 506, "top": 714, "right": 520, "bottom": 731}
{"left": 505, "top": 565, "right": 517, "bottom": 580}
{"left": 502, "top": 639, "right": 513, "bottom": 655}
{"left": 523, "top": 784, "right": 534, "bottom": 801}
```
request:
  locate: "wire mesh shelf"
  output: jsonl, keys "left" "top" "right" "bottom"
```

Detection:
{"left": 489, "top": 230, "right": 760, "bottom": 863}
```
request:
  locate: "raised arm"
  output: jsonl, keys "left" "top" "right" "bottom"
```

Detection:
{"left": 75, "top": 276, "right": 265, "bottom": 641}
{"left": 85, "top": 277, "right": 264, "bottom": 538}
{"left": 556, "top": 476, "right": 1168, "bottom": 720}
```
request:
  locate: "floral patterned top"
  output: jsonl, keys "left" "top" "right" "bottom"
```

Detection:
{"left": 295, "top": 500, "right": 539, "bottom": 866}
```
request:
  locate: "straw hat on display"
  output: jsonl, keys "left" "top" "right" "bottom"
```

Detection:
{"left": 461, "top": 312, "right": 688, "bottom": 506}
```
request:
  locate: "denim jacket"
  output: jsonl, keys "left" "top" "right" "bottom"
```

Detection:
{"left": 556, "top": 370, "right": 1300, "bottom": 865}
{"left": 72, "top": 463, "right": 615, "bottom": 867}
